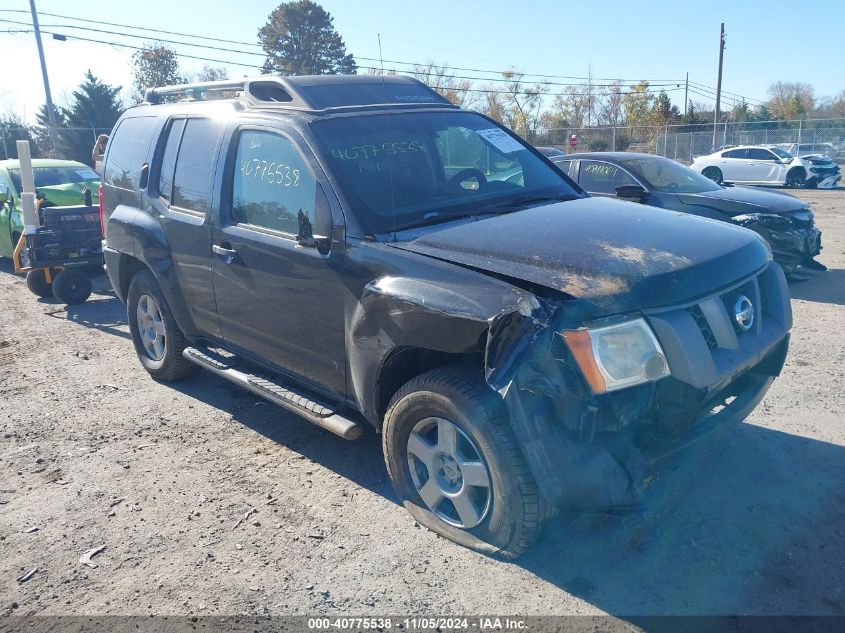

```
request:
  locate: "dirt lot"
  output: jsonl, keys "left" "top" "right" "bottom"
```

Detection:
{"left": 1, "top": 189, "right": 844, "bottom": 619}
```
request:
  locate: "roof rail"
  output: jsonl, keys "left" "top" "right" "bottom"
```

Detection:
{"left": 144, "top": 76, "right": 302, "bottom": 106}
{"left": 143, "top": 74, "right": 455, "bottom": 113}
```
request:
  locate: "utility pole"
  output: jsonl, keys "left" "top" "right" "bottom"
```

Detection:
{"left": 684, "top": 72, "right": 689, "bottom": 117}
{"left": 29, "top": 0, "right": 58, "bottom": 154}
{"left": 712, "top": 22, "right": 725, "bottom": 147}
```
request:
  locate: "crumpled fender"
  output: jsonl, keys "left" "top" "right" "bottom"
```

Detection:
{"left": 347, "top": 271, "right": 552, "bottom": 425}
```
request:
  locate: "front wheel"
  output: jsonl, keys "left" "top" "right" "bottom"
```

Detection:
{"left": 785, "top": 168, "right": 806, "bottom": 188}
{"left": 383, "top": 366, "right": 545, "bottom": 559}
{"left": 702, "top": 166, "right": 723, "bottom": 184}
{"left": 127, "top": 269, "right": 197, "bottom": 381}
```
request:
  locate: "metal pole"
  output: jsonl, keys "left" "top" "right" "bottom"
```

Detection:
{"left": 664, "top": 123, "right": 669, "bottom": 156}
{"left": 612, "top": 126, "right": 616, "bottom": 151}
{"left": 684, "top": 72, "right": 688, "bottom": 117}
{"left": 29, "top": 0, "right": 58, "bottom": 155}
{"left": 712, "top": 23, "right": 725, "bottom": 148}
{"left": 796, "top": 116, "right": 803, "bottom": 152}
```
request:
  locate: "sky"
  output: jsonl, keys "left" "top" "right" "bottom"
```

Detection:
{"left": 1, "top": 0, "right": 844, "bottom": 123}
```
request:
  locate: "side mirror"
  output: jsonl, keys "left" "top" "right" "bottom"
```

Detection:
{"left": 615, "top": 184, "right": 648, "bottom": 200}
{"left": 0, "top": 189, "right": 7, "bottom": 204}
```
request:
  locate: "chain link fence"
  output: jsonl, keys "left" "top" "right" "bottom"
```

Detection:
{"left": 0, "top": 126, "right": 113, "bottom": 164}
{"left": 539, "top": 119, "right": 845, "bottom": 165}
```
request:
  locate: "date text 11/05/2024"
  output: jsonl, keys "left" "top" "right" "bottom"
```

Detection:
{"left": 307, "top": 617, "right": 527, "bottom": 630}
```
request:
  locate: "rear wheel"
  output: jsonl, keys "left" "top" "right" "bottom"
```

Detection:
{"left": 127, "top": 269, "right": 197, "bottom": 381}
{"left": 383, "top": 366, "right": 545, "bottom": 558}
{"left": 51, "top": 269, "right": 92, "bottom": 305}
{"left": 785, "top": 168, "right": 806, "bottom": 188}
{"left": 702, "top": 167, "right": 723, "bottom": 184}
{"left": 25, "top": 269, "right": 53, "bottom": 298}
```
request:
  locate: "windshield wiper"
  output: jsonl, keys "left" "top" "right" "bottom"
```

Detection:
{"left": 483, "top": 193, "right": 578, "bottom": 211}
{"left": 393, "top": 211, "right": 478, "bottom": 232}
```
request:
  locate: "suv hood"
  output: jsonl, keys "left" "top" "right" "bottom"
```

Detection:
{"left": 677, "top": 185, "right": 806, "bottom": 216}
{"left": 390, "top": 197, "right": 770, "bottom": 315}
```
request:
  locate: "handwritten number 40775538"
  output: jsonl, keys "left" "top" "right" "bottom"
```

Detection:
{"left": 241, "top": 158, "right": 301, "bottom": 187}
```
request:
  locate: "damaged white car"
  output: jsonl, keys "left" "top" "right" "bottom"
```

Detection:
{"left": 692, "top": 145, "right": 841, "bottom": 189}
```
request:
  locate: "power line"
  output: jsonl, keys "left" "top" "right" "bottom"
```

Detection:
{"left": 0, "top": 8, "right": 690, "bottom": 85}
{"left": 0, "top": 18, "right": 686, "bottom": 91}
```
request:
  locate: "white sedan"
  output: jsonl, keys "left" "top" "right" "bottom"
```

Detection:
{"left": 691, "top": 145, "right": 841, "bottom": 189}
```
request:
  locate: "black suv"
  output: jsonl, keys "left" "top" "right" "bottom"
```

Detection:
{"left": 102, "top": 75, "right": 791, "bottom": 558}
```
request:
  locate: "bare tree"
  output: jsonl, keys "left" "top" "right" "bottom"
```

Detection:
{"left": 767, "top": 81, "right": 815, "bottom": 120}
{"left": 499, "top": 70, "right": 547, "bottom": 141}
{"left": 410, "top": 61, "right": 476, "bottom": 109}
{"left": 196, "top": 65, "right": 229, "bottom": 82}
{"left": 597, "top": 80, "right": 625, "bottom": 126}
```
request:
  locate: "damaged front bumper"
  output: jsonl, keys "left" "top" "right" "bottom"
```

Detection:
{"left": 733, "top": 213, "right": 822, "bottom": 271}
{"left": 499, "top": 262, "right": 792, "bottom": 511}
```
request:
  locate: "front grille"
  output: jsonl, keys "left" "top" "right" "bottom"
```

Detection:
{"left": 688, "top": 305, "right": 717, "bottom": 350}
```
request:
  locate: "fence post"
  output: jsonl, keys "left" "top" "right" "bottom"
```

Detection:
{"left": 663, "top": 123, "right": 668, "bottom": 156}
{"left": 723, "top": 122, "right": 728, "bottom": 147}
{"left": 612, "top": 126, "right": 616, "bottom": 151}
{"left": 1, "top": 132, "right": 6, "bottom": 160}
{"left": 797, "top": 116, "right": 803, "bottom": 151}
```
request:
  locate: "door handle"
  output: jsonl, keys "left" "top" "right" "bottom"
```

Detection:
{"left": 212, "top": 243, "right": 237, "bottom": 262}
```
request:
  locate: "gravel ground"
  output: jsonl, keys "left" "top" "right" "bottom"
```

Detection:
{"left": 1, "top": 189, "right": 843, "bottom": 619}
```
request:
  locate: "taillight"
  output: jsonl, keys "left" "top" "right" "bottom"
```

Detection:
{"left": 98, "top": 183, "right": 104, "bottom": 238}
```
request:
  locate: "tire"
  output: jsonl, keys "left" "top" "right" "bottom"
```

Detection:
{"left": 702, "top": 167, "right": 723, "bottom": 184}
{"left": 126, "top": 268, "right": 197, "bottom": 381}
{"left": 51, "top": 269, "right": 92, "bottom": 305}
{"left": 383, "top": 366, "right": 545, "bottom": 559}
{"left": 785, "top": 168, "right": 806, "bottom": 188}
{"left": 25, "top": 269, "right": 53, "bottom": 298}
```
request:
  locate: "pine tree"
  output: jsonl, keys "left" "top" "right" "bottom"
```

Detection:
{"left": 64, "top": 70, "right": 124, "bottom": 164}
{"left": 259, "top": 1, "right": 356, "bottom": 76}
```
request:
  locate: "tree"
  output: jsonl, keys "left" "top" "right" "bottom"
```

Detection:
{"left": 0, "top": 112, "right": 40, "bottom": 159}
{"left": 196, "top": 65, "right": 229, "bottom": 82}
{"left": 131, "top": 44, "right": 183, "bottom": 104}
{"left": 411, "top": 61, "right": 476, "bottom": 109}
{"left": 62, "top": 71, "right": 124, "bottom": 163}
{"left": 499, "top": 70, "right": 547, "bottom": 141}
{"left": 597, "top": 81, "right": 625, "bottom": 126}
{"left": 258, "top": 1, "right": 356, "bottom": 75}
{"left": 828, "top": 90, "right": 845, "bottom": 119}
{"left": 33, "top": 103, "right": 68, "bottom": 158}
{"left": 767, "top": 81, "right": 814, "bottom": 120}
{"left": 623, "top": 81, "right": 654, "bottom": 128}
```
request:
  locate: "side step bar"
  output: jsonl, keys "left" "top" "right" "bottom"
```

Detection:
{"left": 183, "top": 347, "right": 363, "bottom": 440}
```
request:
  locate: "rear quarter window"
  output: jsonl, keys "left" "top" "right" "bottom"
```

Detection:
{"left": 104, "top": 116, "right": 157, "bottom": 191}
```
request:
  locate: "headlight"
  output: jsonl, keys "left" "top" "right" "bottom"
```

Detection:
{"left": 562, "top": 318, "right": 670, "bottom": 394}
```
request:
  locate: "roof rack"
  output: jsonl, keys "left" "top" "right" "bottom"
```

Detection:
{"left": 143, "top": 74, "right": 456, "bottom": 114}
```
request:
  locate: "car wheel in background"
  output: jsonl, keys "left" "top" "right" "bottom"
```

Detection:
{"left": 785, "top": 168, "right": 806, "bottom": 188}
{"left": 25, "top": 269, "right": 53, "bottom": 298}
{"left": 702, "top": 167, "right": 723, "bottom": 184}
{"left": 51, "top": 269, "right": 92, "bottom": 305}
{"left": 383, "top": 366, "right": 546, "bottom": 559}
{"left": 126, "top": 269, "right": 198, "bottom": 381}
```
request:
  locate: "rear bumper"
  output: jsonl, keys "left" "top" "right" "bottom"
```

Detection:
{"left": 103, "top": 245, "right": 126, "bottom": 303}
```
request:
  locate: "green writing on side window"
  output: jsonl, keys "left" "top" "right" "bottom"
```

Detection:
{"left": 330, "top": 141, "right": 427, "bottom": 161}
{"left": 240, "top": 158, "right": 301, "bottom": 187}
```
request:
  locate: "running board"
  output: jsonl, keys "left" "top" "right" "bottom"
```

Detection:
{"left": 182, "top": 346, "right": 362, "bottom": 440}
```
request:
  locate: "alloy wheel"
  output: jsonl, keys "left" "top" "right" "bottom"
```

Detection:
{"left": 406, "top": 417, "right": 492, "bottom": 528}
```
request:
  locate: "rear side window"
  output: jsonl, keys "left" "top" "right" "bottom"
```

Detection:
{"left": 230, "top": 130, "right": 316, "bottom": 235}
{"left": 553, "top": 159, "right": 572, "bottom": 174}
{"left": 104, "top": 116, "right": 157, "bottom": 190}
{"left": 170, "top": 118, "right": 220, "bottom": 214}
{"left": 578, "top": 160, "right": 636, "bottom": 194}
{"left": 157, "top": 118, "right": 186, "bottom": 203}
{"left": 747, "top": 148, "right": 775, "bottom": 160}
{"left": 722, "top": 149, "right": 747, "bottom": 159}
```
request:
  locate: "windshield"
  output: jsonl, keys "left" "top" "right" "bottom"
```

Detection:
{"left": 770, "top": 147, "right": 792, "bottom": 159}
{"left": 620, "top": 156, "right": 722, "bottom": 193}
{"left": 9, "top": 166, "right": 100, "bottom": 194}
{"left": 310, "top": 111, "right": 581, "bottom": 234}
